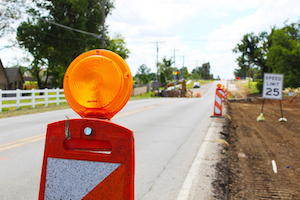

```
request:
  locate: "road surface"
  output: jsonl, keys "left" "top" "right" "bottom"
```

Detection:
{"left": 0, "top": 81, "right": 224, "bottom": 199}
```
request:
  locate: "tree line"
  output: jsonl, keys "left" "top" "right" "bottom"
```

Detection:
{"left": 233, "top": 19, "right": 300, "bottom": 91}
{"left": 2, "top": 0, "right": 214, "bottom": 89}
{"left": 134, "top": 56, "right": 213, "bottom": 85}
{"left": 1, "top": 0, "right": 130, "bottom": 89}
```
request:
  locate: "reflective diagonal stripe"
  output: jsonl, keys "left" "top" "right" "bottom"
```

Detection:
{"left": 215, "top": 106, "right": 221, "bottom": 114}
{"left": 44, "top": 158, "right": 120, "bottom": 200}
{"left": 215, "top": 94, "right": 221, "bottom": 105}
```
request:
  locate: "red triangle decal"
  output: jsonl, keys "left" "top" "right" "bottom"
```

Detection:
{"left": 82, "top": 165, "right": 125, "bottom": 200}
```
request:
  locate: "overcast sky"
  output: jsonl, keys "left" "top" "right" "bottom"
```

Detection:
{"left": 1, "top": 0, "right": 300, "bottom": 79}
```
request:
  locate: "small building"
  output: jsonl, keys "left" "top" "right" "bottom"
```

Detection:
{"left": 0, "top": 59, "right": 24, "bottom": 90}
{"left": 0, "top": 59, "right": 9, "bottom": 90}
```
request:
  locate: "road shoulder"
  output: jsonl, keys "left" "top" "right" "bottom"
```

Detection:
{"left": 177, "top": 113, "right": 227, "bottom": 199}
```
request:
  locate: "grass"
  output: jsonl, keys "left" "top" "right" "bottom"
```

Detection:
{"left": 129, "top": 91, "right": 157, "bottom": 100}
{"left": 243, "top": 81, "right": 260, "bottom": 94}
{"left": 0, "top": 103, "right": 71, "bottom": 119}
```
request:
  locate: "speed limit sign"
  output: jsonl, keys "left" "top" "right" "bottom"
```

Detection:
{"left": 262, "top": 73, "right": 283, "bottom": 100}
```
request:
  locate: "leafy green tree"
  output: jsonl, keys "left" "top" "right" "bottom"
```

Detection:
{"left": 181, "top": 67, "right": 189, "bottom": 80}
{"left": 0, "top": 0, "right": 24, "bottom": 37}
{"left": 136, "top": 64, "right": 151, "bottom": 84}
{"left": 234, "top": 68, "right": 247, "bottom": 79}
{"left": 159, "top": 72, "right": 166, "bottom": 83}
{"left": 106, "top": 33, "right": 130, "bottom": 59}
{"left": 202, "top": 62, "right": 211, "bottom": 80}
{"left": 234, "top": 67, "right": 261, "bottom": 80}
{"left": 148, "top": 73, "right": 156, "bottom": 81}
{"left": 266, "top": 21, "right": 300, "bottom": 88}
{"left": 159, "top": 57, "right": 173, "bottom": 81}
{"left": 233, "top": 33, "right": 259, "bottom": 87}
{"left": 17, "top": 0, "right": 129, "bottom": 88}
{"left": 191, "top": 66, "right": 202, "bottom": 80}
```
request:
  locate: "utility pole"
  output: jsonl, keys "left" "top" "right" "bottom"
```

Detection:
{"left": 182, "top": 56, "right": 184, "bottom": 79}
{"left": 171, "top": 49, "right": 179, "bottom": 89}
{"left": 101, "top": 0, "right": 105, "bottom": 49}
{"left": 150, "top": 41, "right": 165, "bottom": 83}
{"left": 203, "top": 65, "right": 205, "bottom": 80}
{"left": 194, "top": 60, "right": 200, "bottom": 82}
{"left": 181, "top": 56, "right": 186, "bottom": 79}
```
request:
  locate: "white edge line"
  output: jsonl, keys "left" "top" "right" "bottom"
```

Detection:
{"left": 177, "top": 120, "right": 215, "bottom": 200}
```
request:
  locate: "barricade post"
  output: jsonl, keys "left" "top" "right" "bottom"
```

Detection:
{"left": 39, "top": 49, "right": 134, "bottom": 200}
{"left": 213, "top": 84, "right": 223, "bottom": 116}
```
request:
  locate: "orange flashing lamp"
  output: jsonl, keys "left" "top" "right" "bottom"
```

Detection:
{"left": 64, "top": 49, "right": 133, "bottom": 119}
{"left": 217, "top": 84, "right": 221, "bottom": 88}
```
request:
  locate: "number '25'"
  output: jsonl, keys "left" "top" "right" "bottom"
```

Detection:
{"left": 266, "top": 88, "right": 279, "bottom": 96}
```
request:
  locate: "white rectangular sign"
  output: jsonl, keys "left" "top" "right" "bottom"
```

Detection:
{"left": 262, "top": 73, "right": 283, "bottom": 100}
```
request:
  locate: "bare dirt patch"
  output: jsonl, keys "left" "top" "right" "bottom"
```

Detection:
{"left": 227, "top": 84, "right": 300, "bottom": 199}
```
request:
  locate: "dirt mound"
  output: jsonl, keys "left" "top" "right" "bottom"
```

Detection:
{"left": 227, "top": 97, "right": 300, "bottom": 199}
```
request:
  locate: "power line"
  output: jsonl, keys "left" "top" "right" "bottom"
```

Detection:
{"left": 118, "top": 0, "right": 160, "bottom": 38}
{"left": 39, "top": 17, "right": 101, "bottom": 38}
{"left": 109, "top": 12, "right": 152, "bottom": 40}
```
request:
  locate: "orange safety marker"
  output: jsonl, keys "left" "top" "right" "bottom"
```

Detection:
{"left": 39, "top": 49, "right": 134, "bottom": 200}
{"left": 213, "top": 84, "right": 223, "bottom": 116}
{"left": 225, "top": 88, "right": 228, "bottom": 100}
{"left": 221, "top": 85, "right": 225, "bottom": 102}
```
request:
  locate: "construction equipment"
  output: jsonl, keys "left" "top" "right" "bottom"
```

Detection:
{"left": 160, "top": 79, "right": 193, "bottom": 97}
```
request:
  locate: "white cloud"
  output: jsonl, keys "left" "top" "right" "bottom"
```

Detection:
{"left": 1, "top": 0, "right": 300, "bottom": 80}
{"left": 204, "top": 0, "right": 300, "bottom": 79}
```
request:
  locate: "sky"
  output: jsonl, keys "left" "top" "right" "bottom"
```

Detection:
{"left": 1, "top": 0, "right": 300, "bottom": 80}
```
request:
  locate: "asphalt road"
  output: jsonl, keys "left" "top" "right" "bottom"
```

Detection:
{"left": 0, "top": 81, "right": 222, "bottom": 200}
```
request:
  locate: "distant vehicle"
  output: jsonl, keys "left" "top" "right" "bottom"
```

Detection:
{"left": 193, "top": 82, "right": 200, "bottom": 88}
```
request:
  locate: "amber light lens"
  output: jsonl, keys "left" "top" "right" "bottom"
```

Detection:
{"left": 69, "top": 55, "right": 123, "bottom": 108}
{"left": 64, "top": 50, "right": 133, "bottom": 119}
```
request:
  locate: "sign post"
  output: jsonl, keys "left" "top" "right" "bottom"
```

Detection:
{"left": 257, "top": 73, "right": 286, "bottom": 122}
{"left": 39, "top": 49, "right": 134, "bottom": 199}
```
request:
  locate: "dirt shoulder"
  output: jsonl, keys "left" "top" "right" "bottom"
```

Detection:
{"left": 227, "top": 83, "right": 300, "bottom": 199}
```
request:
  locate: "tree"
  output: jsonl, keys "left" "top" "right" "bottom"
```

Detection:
{"left": 233, "top": 33, "right": 259, "bottom": 87}
{"left": 159, "top": 72, "right": 166, "bottom": 83}
{"left": 202, "top": 62, "right": 211, "bottom": 80}
{"left": 181, "top": 67, "right": 189, "bottom": 80}
{"left": 105, "top": 33, "right": 130, "bottom": 59}
{"left": 234, "top": 68, "right": 247, "bottom": 79}
{"left": 136, "top": 64, "right": 151, "bottom": 84}
{"left": 148, "top": 73, "right": 156, "bottom": 81}
{"left": 17, "top": 0, "right": 129, "bottom": 88}
{"left": 0, "top": 0, "right": 24, "bottom": 37}
{"left": 266, "top": 21, "right": 300, "bottom": 88}
{"left": 191, "top": 66, "right": 201, "bottom": 80}
{"left": 159, "top": 57, "right": 173, "bottom": 81}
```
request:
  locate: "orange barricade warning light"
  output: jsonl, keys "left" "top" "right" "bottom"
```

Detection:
{"left": 64, "top": 49, "right": 133, "bottom": 119}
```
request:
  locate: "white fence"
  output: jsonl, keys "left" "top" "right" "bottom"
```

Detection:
{"left": 0, "top": 88, "right": 67, "bottom": 112}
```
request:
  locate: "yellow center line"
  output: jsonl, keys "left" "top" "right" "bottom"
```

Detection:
{"left": 114, "top": 99, "right": 182, "bottom": 119}
{"left": 0, "top": 99, "right": 182, "bottom": 152}
{"left": 0, "top": 134, "right": 45, "bottom": 152}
